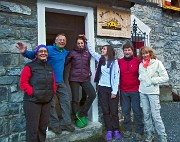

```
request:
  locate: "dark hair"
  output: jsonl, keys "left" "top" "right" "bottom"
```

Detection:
{"left": 122, "top": 41, "right": 134, "bottom": 51}
{"left": 76, "top": 35, "right": 86, "bottom": 44}
{"left": 101, "top": 45, "right": 115, "bottom": 67}
{"left": 105, "top": 45, "right": 115, "bottom": 61}
{"left": 139, "top": 46, "right": 156, "bottom": 61}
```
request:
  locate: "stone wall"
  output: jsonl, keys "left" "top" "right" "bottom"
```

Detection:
{"left": 0, "top": 0, "right": 179, "bottom": 141}
{"left": 131, "top": 4, "right": 180, "bottom": 96}
{"left": 0, "top": 0, "right": 37, "bottom": 141}
{"left": 0, "top": 0, "right": 129, "bottom": 140}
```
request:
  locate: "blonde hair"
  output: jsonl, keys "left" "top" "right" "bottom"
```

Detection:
{"left": 139, "top": 46, "right": 156, "bottom": 61}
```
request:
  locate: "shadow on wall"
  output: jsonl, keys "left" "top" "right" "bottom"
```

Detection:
{"left": 172, "top": 92, "right": 180, "bottom": 102}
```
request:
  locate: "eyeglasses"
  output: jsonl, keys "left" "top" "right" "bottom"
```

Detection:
{"left": 38, "top": 50, "right": 48, "bottom": 53}
{"left": 56, "top": 38, "right": 66, "bottom": 42}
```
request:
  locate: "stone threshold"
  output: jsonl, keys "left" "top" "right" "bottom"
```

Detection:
{"left": 46, "top": 121, "right": 102, "bottom": 142}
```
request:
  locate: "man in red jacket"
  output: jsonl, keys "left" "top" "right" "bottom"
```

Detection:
{"left": 118, "top": 41, "right": 144, "bottom": 141}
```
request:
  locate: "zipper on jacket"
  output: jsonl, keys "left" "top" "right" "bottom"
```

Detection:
{"left": 45, "top": 63, "right": 48, "bottom": 93}
{"left": 80, "top": 52, "right": 83, "bottom": 80}
{"left": 127, "top": 61, "right": 129, "bottom": 72}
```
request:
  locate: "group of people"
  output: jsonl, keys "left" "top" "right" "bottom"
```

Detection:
{"left": 17, "top": 34, "right": 169, "bottom": 142}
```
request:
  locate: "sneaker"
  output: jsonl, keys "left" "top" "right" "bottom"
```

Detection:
{"left": 123, "top": 131, "right": 132, "bottom": 138}
{"left": 48, "top": 127, "right": 62, "bottom": 134}
{"left": 76, "top": 112, "right": 88, "bottom": 126}
{"left": 75, "top": 119, "right": 85, "bottom": 128}
{"left": 79, "top": 116, "right": 88, "bottom": 125}
{"left": 114, "top": 130, "right": 122, "bottom": 139}
{"left": 106, "top": 131, "right": 113, "bottom": 141}
{"left": 159, "top": 135, "right": 167, "bottom": 142}
{"left": 145, "top": 135, "right": 154, "bottom": 142}
{"left": 61, "top": 124, "right": 75, "bottom": 132}
{"left": 135, "top": 133, "right": 143, "bottom": 141}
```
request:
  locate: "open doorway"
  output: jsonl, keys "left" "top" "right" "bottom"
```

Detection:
{"left": 45, "top": 12, "right": 85, "bottom": 49}
{"left": 45, "top": 11, "right": 86, "bottom": 118}
{"left": 37, "top": 1, "right": 97, "bottom": 121}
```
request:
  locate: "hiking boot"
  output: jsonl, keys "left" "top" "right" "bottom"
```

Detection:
{"left": 145, "top": 135, "right": 154, "bottom": 142}
{"left": 135, "top": 133, "right": 143, "bottom": 141}
{"left": 114, "top": 130, "right": 122, "bottom": 139}
{"left": 48, "top": 127, "right": 62, "bottom": 134}
{"left": 106, "top": 131, "right": 113, "bottom": 141}
{"left": 159, "top": 135, "right": 167, "bottom": 142}
{"left": 123, "top": 131, "right": 132, "bottom": 138}
{"left": 61, "top": 124, "right": 75, "bottom": 132}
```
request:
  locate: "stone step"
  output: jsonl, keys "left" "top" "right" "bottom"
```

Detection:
{"left": 46, "top": 121, "right": 102, "bottom": 142}
{"left": 160, "top": 85, "right": 173, "bottom": 101}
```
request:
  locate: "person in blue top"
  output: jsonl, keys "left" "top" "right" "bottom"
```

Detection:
{"left": 16, "top": 33, "right": 75, "bottom": 134}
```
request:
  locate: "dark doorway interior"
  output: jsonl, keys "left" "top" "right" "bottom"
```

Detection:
{"left": 45, "top": 12, "right": 85, "bottom": 50}
{"left": 45, "top": 11, "right": 86, "bottom": 118}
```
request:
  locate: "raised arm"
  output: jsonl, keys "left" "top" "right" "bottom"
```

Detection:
{"left": 16, "top": 42, "right": 36, "bottom": 60}
{"left": 86, "top": 41, "right": 101, "bottom": 62}
{"left": 78, "top": 34, "right": 101, "bottom": 61}
{"left": 16, "top": 42, "right": 27, "bottom": 53}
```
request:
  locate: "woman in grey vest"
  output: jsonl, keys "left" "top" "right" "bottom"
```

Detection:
{"left": 20, "top": 45, "right": 56, "bottom": 142}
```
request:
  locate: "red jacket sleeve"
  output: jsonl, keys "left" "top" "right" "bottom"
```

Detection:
{"left": 20, "top": 66, "right": 33, "bottom": 96}
{"left": 52, "top": 71, "right": 56, "bottom": 95}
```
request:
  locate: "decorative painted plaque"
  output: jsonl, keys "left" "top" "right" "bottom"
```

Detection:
{"left": 97, "top": 7, "right": 131, "bottom": 38}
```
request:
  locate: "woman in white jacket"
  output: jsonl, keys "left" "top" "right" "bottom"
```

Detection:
{"left": 138, "top": 46, "right": 169, "bottom": 142}
{"left": 83, "top": 35, "right": 121, "bottom": 141}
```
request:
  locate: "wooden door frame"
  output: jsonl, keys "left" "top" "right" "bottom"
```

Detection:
{"left": 37, "top": 1, "right": 98, "bottom": 122}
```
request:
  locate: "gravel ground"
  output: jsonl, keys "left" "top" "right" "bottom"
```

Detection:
{"left": 77, "top": 102, "right": 180, "bottom": 142}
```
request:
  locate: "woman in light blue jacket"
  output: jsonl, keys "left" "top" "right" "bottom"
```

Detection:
{"left": 138, "top": 46, "right": 169, "bottom": 142}
{"left": 84, "top": 36, "right": 121, "bottom": 141}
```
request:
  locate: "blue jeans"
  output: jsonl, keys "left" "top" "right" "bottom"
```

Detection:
{"left": 120, "top": 91, "right": 144, "bottom": 135}
{"left": 49, "top": 82, "right": 72, "bottom": 128}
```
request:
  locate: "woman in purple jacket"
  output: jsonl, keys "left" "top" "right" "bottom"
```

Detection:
{"left": 65, "top": 35, "right": 96, "bottom": 128}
